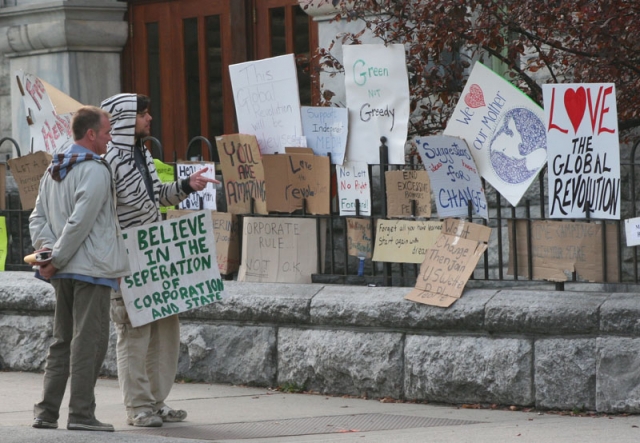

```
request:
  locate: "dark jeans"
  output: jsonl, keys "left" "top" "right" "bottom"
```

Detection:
{"left": 34, "top": 279, "right": 111, "bottom": 422}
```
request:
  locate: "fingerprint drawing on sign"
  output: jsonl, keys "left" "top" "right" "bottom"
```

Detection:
{"left": 488, "top": 107, "right": 547, "bottom": 185}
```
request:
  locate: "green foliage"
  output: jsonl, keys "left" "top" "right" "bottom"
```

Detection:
{"left": 278, "top": 381, "right": 307, "bottom": 393}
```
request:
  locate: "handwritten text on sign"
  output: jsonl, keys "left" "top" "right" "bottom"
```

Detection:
{"left": 17, "top": 70, "right": 82, "bottom": 154}
{"left": 372, "top": 220, "right": 443, "bottom": 263}
{"left": 385, "top": 170, "right": 431, "bottom": 218}
{"left": 543, "top": 84, "right": 620, "bottom": 219}
{"left": 336, "top": 161, "right": 371, "bottom": 216}
{"left": 229, "top": 54, "right": 303, "bottom": 154}
{"left": 215, "top": 134, "right": 267, "bottom": 215}
{"left": 343, "top": 44, "right": 410, "bottom": 164}
{"left": 301, "top": 106, "right": 348, "bottom": 165}
{"left": 416, "top": 135, "right": 488, "bottom": 220}
{"left": 176, "top": 162, "right": 217, "bottom": 210}
{"left": 346, "top": 218, "right": 373, "bottom": 258}
{"left": 121, "top": 211, "right": 225, "bottom": 327}
{"left": 237, "top": 217, "right": 317, "bottom": 283}
{"left": 443, "top": 62, "right": 547, "bottom": 207}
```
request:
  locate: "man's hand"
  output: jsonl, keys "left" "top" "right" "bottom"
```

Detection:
{"left": 188, "top": 167, "right": 220, "bottom": 192}
{"left": 38, "top": 262, "right": 58, "bottom": 280}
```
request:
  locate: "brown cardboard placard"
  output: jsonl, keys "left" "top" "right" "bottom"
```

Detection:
{"left": 262, "top": 148, "right": 330, "bottom": 215}
{"left": 405, "top": 218, "right": 491, "bottom": 308}
{"left": 442, "top": 217, "right": 491, "bottom": 242}
{"left": 346, "top": 217, "right": 373, "bottom": 258}
{"left": 7, "top": 151, "right": 52, "bottom": 210}
{"left": 372, "top": 219, "right": 443, "bottom": 263}
{"left": 166, "top": 210, "right": 240, "bottom": 275}
{"left": 385, "top": 170, "right": 431, "bottom": 218}
{"left": 507, "top": 220, "right": 619, "bottom": 282}
{"left": 215, "top": 134, "right": 267, "bottom": 215}
{"left": 237, "top": 216, "right": 318, "bottom": 283}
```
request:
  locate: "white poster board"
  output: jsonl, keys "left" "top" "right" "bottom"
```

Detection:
{"left": 301, "top": 106, "right": 348, "bottom": 164}
{"left": 336, "top": 161, "right": 372, "bottom": 216}
{"left": 229, "top": 54, "right": 303, "bottom": 155}
{"left": 543, "top": 83, "right": 620, "bottom": 219}
{"left": 343, "top": 44, "right": 410, "bottom": 164}
{"left": 176, "top": 162, "right": 217, "bottom": 210}
{"left": 625, "top": 217, "right": 640, "bottom": 247}
{"left": 444, "top": 62, "right": 547, "bottom": 207}
{"left": 16, "top": 70, "right": 83, "bottom": 154}
{"left": 121, "top": 211, "right": 226, "bottom": 327}
{"left": 416, "top": 135, "right": 488, "bottom": 219}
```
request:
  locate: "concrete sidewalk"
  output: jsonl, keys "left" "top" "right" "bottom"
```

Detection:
{"left": 1, "top": 371, "right": 639, "bottom": 443}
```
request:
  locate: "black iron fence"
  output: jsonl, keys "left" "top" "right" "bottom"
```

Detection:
{"left": 3, "top": 136, "right": 640, "bottom": 290}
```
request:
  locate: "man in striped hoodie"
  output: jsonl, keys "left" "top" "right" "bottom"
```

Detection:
{"left": 101, "top": 94, "right": 218, "bottom": 427}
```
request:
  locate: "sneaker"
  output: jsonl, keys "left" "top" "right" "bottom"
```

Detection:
{"left": 32, "top": 418, "right": 58, "bottom": 429}
{"left": 67, "top": 418, "right": 114, "bottom": 432}
{"left": 156, "top": 406, "right": 187, "bottom": 423}
{"left": 126, "top": 410, "right": 163, "bottom": 427}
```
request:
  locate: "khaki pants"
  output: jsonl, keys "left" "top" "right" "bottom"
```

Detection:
{"left": 34, "top": 279, "right": 111, "bottom": 422}
{"left": 110, "top": 291, "right": 180, "bottom": 417}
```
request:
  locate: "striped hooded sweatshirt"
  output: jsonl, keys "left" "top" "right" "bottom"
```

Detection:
{"left": 101, "top": 93, "right": 188, "bottom": 229}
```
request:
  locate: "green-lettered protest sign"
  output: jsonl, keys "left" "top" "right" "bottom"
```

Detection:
{"left": 121, "top": 210, "right": 226, "bottom": 327}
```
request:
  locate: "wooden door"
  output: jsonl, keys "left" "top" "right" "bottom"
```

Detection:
{"left": 128, "top": 0, "right": 247, "bottom": 161}
{"left": 253, "top": 0, "right": 319, "bottom": 106}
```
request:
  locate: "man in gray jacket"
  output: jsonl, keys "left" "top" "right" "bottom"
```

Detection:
{"left": 29, "top": 106, "right": 130, "bottom": 432}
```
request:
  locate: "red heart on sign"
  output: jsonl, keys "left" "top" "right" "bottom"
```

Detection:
{"left": 464, "top": 84, "right": 486, "bottom": 108}
{"left": 563, "top": 87, "right": 586, "bottom": 133}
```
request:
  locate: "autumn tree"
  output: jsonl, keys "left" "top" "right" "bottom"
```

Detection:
{"left": 312, "top": 0, "right": 640, "bottom": 138}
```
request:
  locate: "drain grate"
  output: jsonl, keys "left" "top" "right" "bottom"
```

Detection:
{"left": 126, "top": 413, "right": 482, "bottom": 440}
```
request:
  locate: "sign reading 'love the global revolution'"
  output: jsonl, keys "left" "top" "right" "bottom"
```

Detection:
{"left": 542, "top": 83, "right": 620, "bottom": 219}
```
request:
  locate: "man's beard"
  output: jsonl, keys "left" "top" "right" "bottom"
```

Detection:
{"left": 135, "top": 129, "right": 150, "bottom": 139}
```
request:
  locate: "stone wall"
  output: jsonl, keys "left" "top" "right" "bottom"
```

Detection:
{"left": 2, "top": 271, "right": 640, "bottom": 413}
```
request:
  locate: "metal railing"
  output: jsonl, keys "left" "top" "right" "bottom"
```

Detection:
{"left": 3, "top": 136, "right": 639, "bottom": 290}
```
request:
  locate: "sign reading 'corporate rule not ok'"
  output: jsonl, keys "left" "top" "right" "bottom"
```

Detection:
{"left": 121, "top": 211, "right": 227, "bottom": 327}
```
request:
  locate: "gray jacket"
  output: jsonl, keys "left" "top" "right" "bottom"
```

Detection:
{"left": 29, "top": 144, "right": 130, "bottom": 278}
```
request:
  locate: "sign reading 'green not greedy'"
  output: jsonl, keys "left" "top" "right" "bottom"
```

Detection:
{"left": 121, "top": 210, "right": 226, "bottom": 327}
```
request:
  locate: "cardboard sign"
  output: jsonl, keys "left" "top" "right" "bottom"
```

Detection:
{"left": 153, "top": 159, "right": 174, "bottom": 214}
{"left": 508, "top": 220, "right": 619, "bottom": 282}
{"left": 301, "top": 106, "right": 348, "bottom": 164}
{"left": 543, "top": 84, "right": 620, "bottom": 219}
{"left": 121, "top": 211, "right": 226, "bottom": 327}
{"left": 405, "top": 219, "right": 490, "bottom": 307}
{"left": 215, "top": 134, "right": 267, "bottom": 215}
{"left": 416, "top": 135, "right": 488, "bottom": 220}
{"left": 343, "top": 44, "right": 410, "bottom": 164}
{"left": 625, "top": 216, "right": 640, "bottom": 247}
{"left": 0, "top": 216, "right": 6, "bottom": 271}
{"left": 237, "top": 217, "right": 318, "bottom": 283}
{"left": 262, "top": 148, "right": 330, "bottom": 215}
{"left": 444, "top": 62, "right": 547, "bottom": 207}
{"left": 16, "top": 70, "right": 83, "bottom": 154}
{"left": 346, "top": 218, "right": 373, "bottom": 258}
{"left": 372, "top": 220, "right": 443, "bottom": 263}
{"left": 0, "top": 163, "right": 6, "bottom": 210}
{"left": 229, "top": 54, "right": 303, "bottom": 154}
{"left": 336, "top": 161, "right": 371, "bottom": 216}
{"left": 175, "top": 161, "right": 217, "bottom": 210}
{"left": 7, "top": 151, "right": 52, "bottom": 210}
{"left": 166, "top": 210, "right": 239, "bottom": 275}
{"left": 385, "top": 170, "right": 432, "bottom": 218}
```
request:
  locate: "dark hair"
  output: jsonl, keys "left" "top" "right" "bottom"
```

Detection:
{"left": 71, "top": 106, "right": 109, "bottom": 141}
{"left": 137, "top": 94, "right": 151, "bottom": 113}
